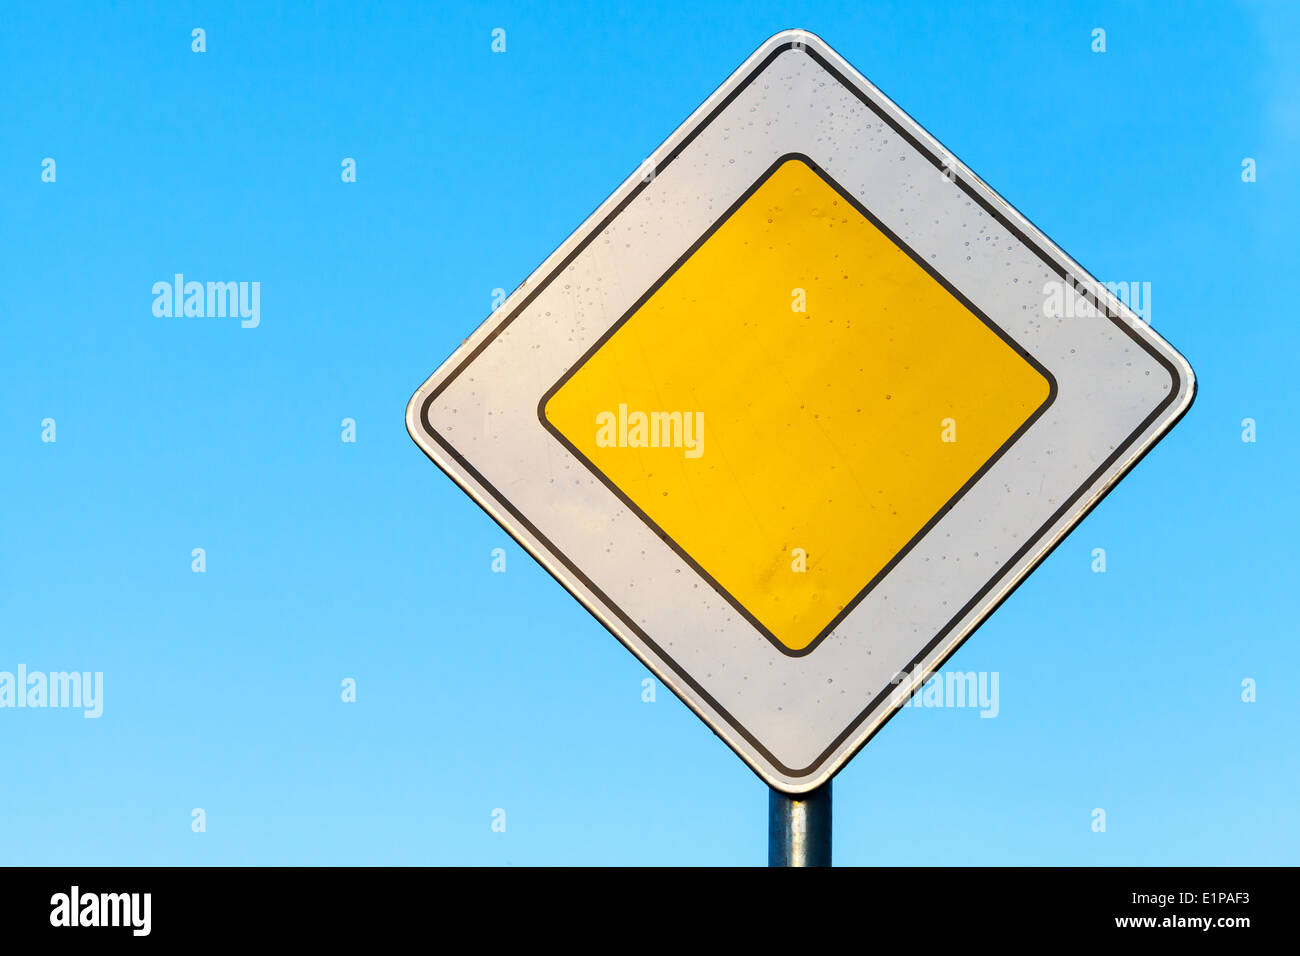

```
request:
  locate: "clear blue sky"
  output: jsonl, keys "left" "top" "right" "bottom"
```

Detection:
{"left": 2, "top": 0, "right": 1296, "bottom": 865}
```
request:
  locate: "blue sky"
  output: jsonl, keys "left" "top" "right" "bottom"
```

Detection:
{"left": 1, "top": 0, "right": 1296, "bottom": 865}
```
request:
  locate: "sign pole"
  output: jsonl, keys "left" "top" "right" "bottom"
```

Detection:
{"left": 768, "top": 781, "right": 832, "bottom": 866}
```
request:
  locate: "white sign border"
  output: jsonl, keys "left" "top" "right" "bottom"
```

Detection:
{"left": 406, "top": 29, "right": 1196, "bottom": 792}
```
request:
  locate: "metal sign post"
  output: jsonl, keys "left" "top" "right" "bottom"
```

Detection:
{"left": 769, "top": 782, "right": 832, "bottom": 867}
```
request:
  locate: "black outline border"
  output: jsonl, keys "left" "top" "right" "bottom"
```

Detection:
{"left": 412, "top": 39, "right": 1195, "bottom": 782}
{"left": 537, "top": 152, "right": 1058, "bottom": 657}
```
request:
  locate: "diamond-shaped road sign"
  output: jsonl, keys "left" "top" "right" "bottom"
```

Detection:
{"left": 406, "top": 30, "right": 1195, "bottom": 792}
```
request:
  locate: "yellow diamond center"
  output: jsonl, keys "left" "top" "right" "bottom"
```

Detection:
{"left": 543, "top": 156, "right": 1051, "bottom": 653}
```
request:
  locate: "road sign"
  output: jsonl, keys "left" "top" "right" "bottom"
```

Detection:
{"left": 406, "top": 29, "right": 1195, "bottom": 793}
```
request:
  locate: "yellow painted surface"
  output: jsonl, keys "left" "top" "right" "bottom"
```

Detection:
{"left": 544, "top": 157, "right": 1050, "bottom": 652}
